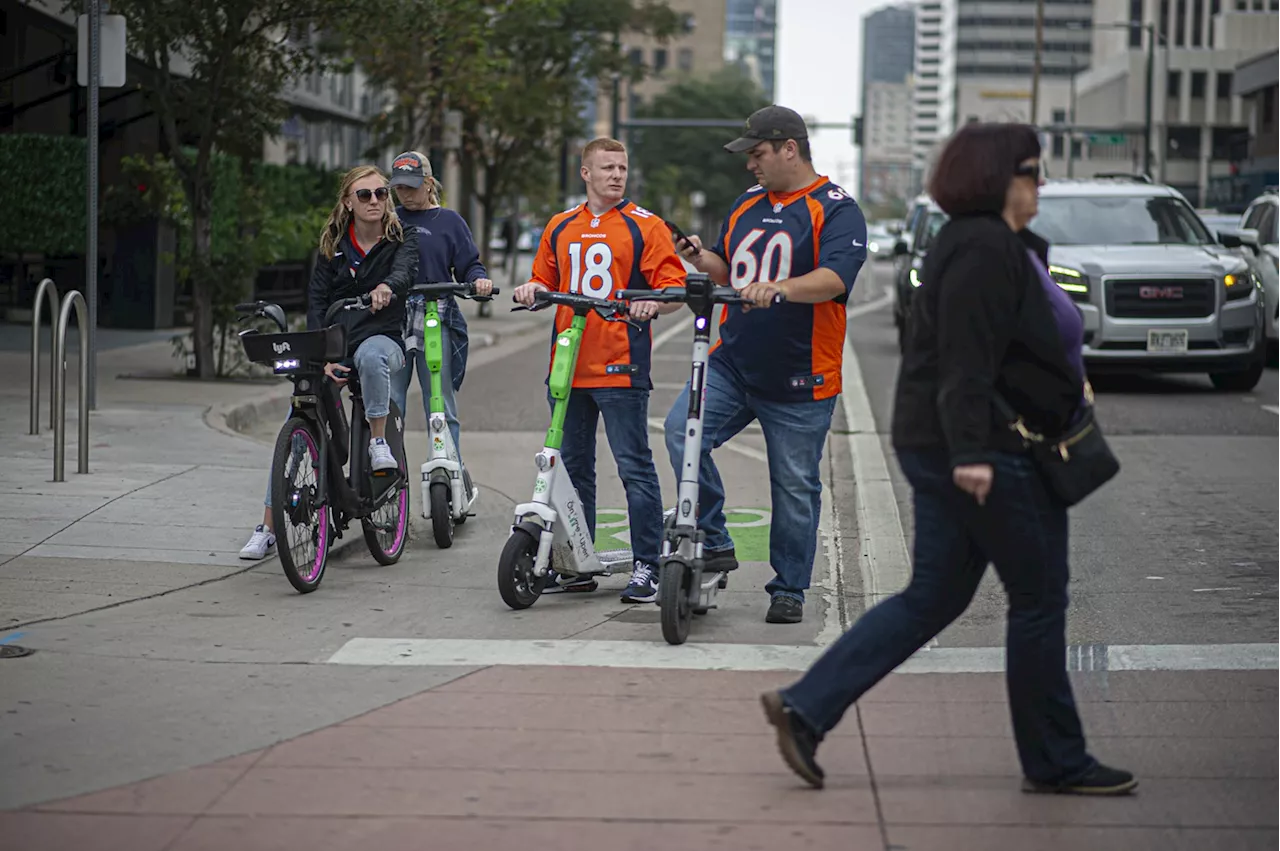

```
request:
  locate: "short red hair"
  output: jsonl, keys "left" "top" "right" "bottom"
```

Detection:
{"left": 581, "top": 137, "right": 627, "bottom": 165}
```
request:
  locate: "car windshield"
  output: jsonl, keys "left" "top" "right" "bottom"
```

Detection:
{"left": 1032, "top": 195, "right": 1215, "bottom": 246}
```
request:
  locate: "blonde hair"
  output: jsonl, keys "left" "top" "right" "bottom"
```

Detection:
{"left": 319, "top": 165, "right": 405, "bottom": 259}
{"left": 581, "top": 137, "right": 627, "bottom": 166}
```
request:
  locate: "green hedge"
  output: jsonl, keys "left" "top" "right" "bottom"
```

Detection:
{"left": 0, "top": 134, "right": 88, "bottom": 256}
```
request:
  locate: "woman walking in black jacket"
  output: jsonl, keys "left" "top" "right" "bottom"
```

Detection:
{"left": 760, "top": 123, "right": 1137, "bottom": 796}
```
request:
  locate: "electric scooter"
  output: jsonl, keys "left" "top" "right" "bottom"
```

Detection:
{"left": 496, "top": 288, "right": 639, "bottom": 609}
{"left": 407, "top": 281, "right": 498, "bottom": 549}
{"left": 615, "top": 272, "right": 785, "bottom": 644}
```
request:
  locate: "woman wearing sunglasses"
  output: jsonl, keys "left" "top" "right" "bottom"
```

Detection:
{"left": 239, "top": 165, "right": 418, "bottom": 561}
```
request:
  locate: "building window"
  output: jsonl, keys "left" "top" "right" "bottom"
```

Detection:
{"left": 1217, "top": 72, "right": 1233, "bottom": 99}
{"left": 628, "top": 47, "right": 643, "bottom": 66}
{"left": 1166, "top": 126, "right": 1201, "bottom": 159}
{"left": 1129, "top": 0, "right": 1144, "bottom": 46}
{"left": 1192, "top": 0, "right": 1204, "bottom": 46}
{"left": 1209, "top": 0, "right": 1221, "bottom": 44}
{"left": 677, "top": 48, "right": 693, "bottom": 72}
{"left": 1168, "top": 70, "right": 1182, "bottom": 97}
{"left": 1053, "top": 108, "right": 1067, "bottom": 124}
{"left": 1175, "top": 0, "right": 1187, "bottom": 46}
{"left": 1191, "top": 71, "right": 1207, "bottom": 98}
{"left": 652, "top": 48, "right": 668, "bottom": 74}
{"left": 1159, "top": 0, "right": 1171, "bottom": 40}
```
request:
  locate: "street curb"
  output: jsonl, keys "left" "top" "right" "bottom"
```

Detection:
{"left": 208, "top": 321, "right": 542, "bottom": 438}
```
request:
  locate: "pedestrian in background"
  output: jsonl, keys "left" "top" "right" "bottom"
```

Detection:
{"left": 761, "top": 122, "right": 1137, "bottom": 797}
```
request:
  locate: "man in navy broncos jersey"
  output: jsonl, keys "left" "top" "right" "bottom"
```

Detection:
{"left": 666, "top": 105, "right": 867, "bottom": 625}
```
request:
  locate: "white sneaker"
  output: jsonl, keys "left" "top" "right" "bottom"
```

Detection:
{"left": 239, "top": 524, "right": 276, "bottom": 560}
{"left": 369, "top": 438, "right": 398, "bottom": 472}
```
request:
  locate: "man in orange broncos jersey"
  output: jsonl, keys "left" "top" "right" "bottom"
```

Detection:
{"left": 514, "top": 137, "right": 686, "bottom": 603}
{"left": 666, "top": 106, "right": 868, "bottom": 625}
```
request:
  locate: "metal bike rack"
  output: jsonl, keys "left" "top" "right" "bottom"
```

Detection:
{"left": 29, "top": 278, "right": 60, "bottom": 434}
{"left": 53, "top": 290, "right": 90, "bottom": 482}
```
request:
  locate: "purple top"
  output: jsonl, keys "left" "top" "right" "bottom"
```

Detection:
{"left": 1027, "top": 248, "right": 1085, "bottom": 384}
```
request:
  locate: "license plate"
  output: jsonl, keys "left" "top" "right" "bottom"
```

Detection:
{"left": 1147, "top": 329, "right": 1189, "bottom": 353}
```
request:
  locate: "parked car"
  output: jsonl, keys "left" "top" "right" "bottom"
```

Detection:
{"left": 867, "top": 223, "right": 895, "bottom": 262}
{"left": 1032, "top": 177, "right": 1265, "bottom": 391}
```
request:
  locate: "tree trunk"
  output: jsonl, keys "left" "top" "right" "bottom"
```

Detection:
{"left": 190, "top": 184, "right": 216, "bottom": 380}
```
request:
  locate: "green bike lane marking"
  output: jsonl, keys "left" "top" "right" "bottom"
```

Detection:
{"left": 593, "top": 508, "right": 772, "bottom": 561}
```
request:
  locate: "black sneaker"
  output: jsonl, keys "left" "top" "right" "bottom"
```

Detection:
{"left": 541, "top": 573, "right": 598, "bottom": 594}
{"left": 705, "top": 547, "right": 738, "bottom": 572}
{"left": 760, "top": 691, "right": 825, "bottom": 789}
{"left": 766, "top": 595, "right": 803, "bottom": 624}
{"left": 1022, "top": 764, "right": 1138, "bottom": 796}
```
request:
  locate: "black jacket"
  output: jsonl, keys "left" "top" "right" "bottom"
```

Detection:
{"left": 890, "top": 213, "right": 1083, "bottom": 467}
{"left": 307, "top": 226, "right": 419, "bottom": 356}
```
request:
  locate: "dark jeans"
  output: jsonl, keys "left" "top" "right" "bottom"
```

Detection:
{"left": 551, "top": 386, "right": 663, "bottom": 568}
{"left": 663, "top": 364, "right": 836, "bottom": 602}
{"left": 780, "top": 448, "right": 1097, "bottom": 785}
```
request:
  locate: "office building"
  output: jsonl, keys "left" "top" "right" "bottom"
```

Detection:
{"left": 861, "top": 4, "right": 916, "bottom": 208}
{"left": 911, "top": 0, "right": 956, "bottom": 189}
{"left": 1073, "top": 0, "right": 1279, "bottom": 206}
{"left": 725, "top": 0, "right": 778, "bottom": 100}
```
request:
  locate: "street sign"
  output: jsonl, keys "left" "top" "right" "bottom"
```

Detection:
{"left": 1088, "top": 133, "right": 1128, "bottom": 145}
{"left": 77, "top": 14, "right": 126, "bottom": 87}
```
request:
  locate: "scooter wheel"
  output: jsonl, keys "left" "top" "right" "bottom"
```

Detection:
{"left": 498, "top": 528, "right": 546, "bottom": 609}
{"left": 659, "top": 561, "right": 692, "bottom": 645}
{"left": 430, "top": 482, "right": 454, "bottom": 549}
{"left": 456, "top": 469, "right": 474, "bottom": 525}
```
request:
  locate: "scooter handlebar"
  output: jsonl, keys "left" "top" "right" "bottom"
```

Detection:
{"left": 614, "top": 287, "right": 785, "bottom": 306}
{"left": 409, "top": 281, "right": 500, "bottom": 300}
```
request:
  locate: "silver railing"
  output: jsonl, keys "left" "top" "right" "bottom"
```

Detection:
{"left": 29, "top": 278, "right": 60, "bottom": 434}
{"left": 53, "top": 291, "right": 90, "bottom": 482}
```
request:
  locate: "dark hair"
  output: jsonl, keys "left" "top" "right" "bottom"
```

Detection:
{"left": 927, "top": 123, "right": 1041, "bottom": 216}
{"left": 769, "top": 138, "right": 812, "bottom": 164}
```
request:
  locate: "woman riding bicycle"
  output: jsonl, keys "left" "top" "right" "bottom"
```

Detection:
{"left": 239, "top": 165, "right": 418, "bottom": 560}
{"left": 386, "top": 150, "right": 492, "bottom": 454}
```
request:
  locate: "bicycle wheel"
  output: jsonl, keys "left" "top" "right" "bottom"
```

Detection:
{"left": 363, "top": 430, "right": 410, "bottom": 565}
{"left": 271, "top": 418, "right": 330, "bottom": 594}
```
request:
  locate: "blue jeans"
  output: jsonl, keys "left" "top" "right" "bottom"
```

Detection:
{"left": 264, "top": 335, "right": 403, "bottom": 506}
{"left": 663, "top": 364, "right": 836, "bottom": 603}
{"left": 779, "top": 449, "right": 1097, "bottom": 786}
{"left": 552, "top": 387, "right": 663, "bottom": 568}
{"left": 392, "top": 340, "right": 461, "bottom": 451}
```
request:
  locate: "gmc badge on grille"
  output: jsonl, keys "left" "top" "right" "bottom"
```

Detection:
{"left": 1139, "top": 286, "right": 1184, "bottom": 299}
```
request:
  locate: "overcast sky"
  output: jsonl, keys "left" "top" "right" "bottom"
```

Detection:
{"left": 775, "top": 0, "right": 887, "bottom": 190}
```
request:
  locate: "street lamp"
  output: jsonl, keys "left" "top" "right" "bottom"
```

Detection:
{"left": 1068, "top": 20, "right": 1166, "bottom": 178}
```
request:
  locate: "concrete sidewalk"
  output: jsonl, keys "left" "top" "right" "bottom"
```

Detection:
{"left": 0, "top": 665, "right": 1273, "bottom": 851}
{"left": 0, "top": 303, "right": 544, "bottom": 629}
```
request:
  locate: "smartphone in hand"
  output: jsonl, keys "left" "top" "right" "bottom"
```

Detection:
{"left": 666, "top": 220, "right": 700, "bottom": 257}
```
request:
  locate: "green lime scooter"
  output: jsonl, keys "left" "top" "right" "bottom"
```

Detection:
{"left": 407, "top": 281, "right": 497, "bottom": 548}
{"left": 496, "top": 288, "right": 639, "bottom": 609}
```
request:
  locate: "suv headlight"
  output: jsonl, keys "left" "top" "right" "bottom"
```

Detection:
{"left": 1223, "top": 269, "right": 1255, "bottom": 302}
{"left": 1049, "top": 265, "right": 1089, "bottom": 302}
{"left": 909, "top": 267, "right": 923, "bottom": 288}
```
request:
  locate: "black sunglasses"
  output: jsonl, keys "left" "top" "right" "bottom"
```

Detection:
{"left": 353, "top": 187, "right": 390, "bottom": 203}
{"left": 1014, "top": 161, "right": 1044, "bottom": 179}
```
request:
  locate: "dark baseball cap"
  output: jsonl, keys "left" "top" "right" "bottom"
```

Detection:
{"left": 723, "top": 105, "right": 809, "bottom": 153}
{"left": 389, "top": 151, "right": 433, "bottom": 188}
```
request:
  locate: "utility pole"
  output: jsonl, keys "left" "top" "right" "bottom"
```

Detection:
{"left": 1029, "top": 0, "right": 1046, "bottom": 125}
{"left": 610, "top": 29, "right": 621, "bottom": 140}
{"left": 1142, "top": 22, "right": 1155, "bottom": 178}
{"left": 1067, "top": 54, "right": 1078, "bottom": 178}
{"left": 86, "top": 0, "right": 100, "bottom": 409}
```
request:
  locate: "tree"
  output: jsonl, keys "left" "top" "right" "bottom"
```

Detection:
{"left": 99, "top": 0, "right": 341, "bottom": 378}
{"left": 464, "top": 0, "right": 682, "bottom": 256}
{"left": 629, "top": 66, "right": 771, "bottom": 228}
{"left": 334, "top": 0, "right": 494, "bottom": 155}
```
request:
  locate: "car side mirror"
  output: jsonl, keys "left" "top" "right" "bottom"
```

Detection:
{"left": 1218, "top": 227, "right": 1259, "bottom": 253}
{"left": 893, "top": 241, "right": 909, "bottom": 256}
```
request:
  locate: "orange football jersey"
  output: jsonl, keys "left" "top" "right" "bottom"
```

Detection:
{"left": 530, "top": 199, "right": 686, "bottom": 388}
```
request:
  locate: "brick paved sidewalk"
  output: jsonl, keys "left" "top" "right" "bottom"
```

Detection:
{"left": 2, "top": 666, "right": 1274, "bottom": 851}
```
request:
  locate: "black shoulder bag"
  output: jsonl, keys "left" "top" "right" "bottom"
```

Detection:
{"left": 992, "top": 383, "right": 1119, "bottom": 507}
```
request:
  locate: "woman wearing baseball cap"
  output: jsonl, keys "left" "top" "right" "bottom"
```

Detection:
{"left": 387, "top": 151, "right": 493, "bottom": 457}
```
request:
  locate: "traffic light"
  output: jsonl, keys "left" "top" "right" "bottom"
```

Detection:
{"left": 853, "top": 116, "right": 863, "bottom": 147}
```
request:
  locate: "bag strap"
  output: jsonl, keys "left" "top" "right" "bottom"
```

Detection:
{"left": 991, "top": 389, "right": 1043, "bottom": 444}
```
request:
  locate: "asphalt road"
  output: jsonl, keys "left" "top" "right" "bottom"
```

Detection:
{"left": 2, "top": 258, "right": 1275, "bottom": 810}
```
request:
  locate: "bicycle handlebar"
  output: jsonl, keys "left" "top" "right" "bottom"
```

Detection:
{"left": 409, "top": 281, "right": 501, "bottom": 300}
{"left": 322, "top": 292, "right": 394, "bottom": 327}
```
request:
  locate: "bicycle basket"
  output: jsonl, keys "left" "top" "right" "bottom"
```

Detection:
{"left": 241, "top": 326, "right": 346, "bottom": 372}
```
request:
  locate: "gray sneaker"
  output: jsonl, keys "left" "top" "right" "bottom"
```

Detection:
{"left": 239, "top": 524, "right": 276, "bottom": 560}
{"left": 369, "top": 438, "right": 397, "bottom": 472}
